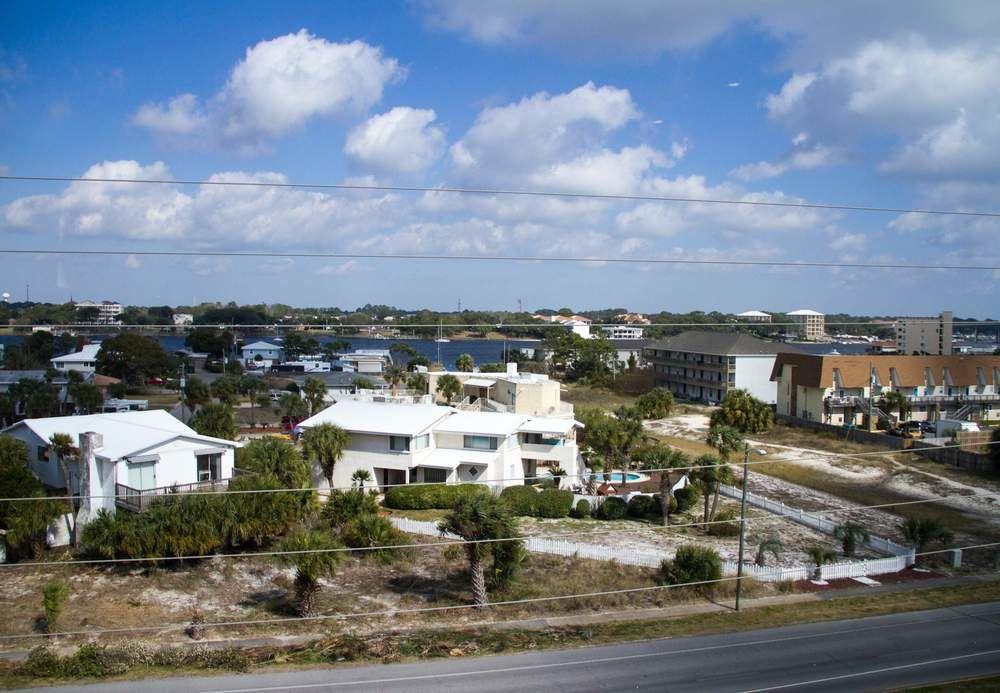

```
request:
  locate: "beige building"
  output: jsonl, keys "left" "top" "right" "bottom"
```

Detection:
{"left": 771, "top": 353, "right": 1000, "bottom": 426}
{"left": 895, "top": 311, "right": 953, "bottom": 355}
{"left": 787, "top": 309, "right": 825, "bottom": 340}
{"left": 424, "top": 363, "right": 571, "bottom": 417}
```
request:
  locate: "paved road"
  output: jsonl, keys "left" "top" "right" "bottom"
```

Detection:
{"left": 36, "top": 602, "right": 1000, "bottom": 692}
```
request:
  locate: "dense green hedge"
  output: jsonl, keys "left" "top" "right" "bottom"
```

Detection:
{"left": 626, "top": 494, "right": 659, "bottom": 519}
{"left": 382, "top": 483, "right": 490, "bottom": 510}
{"left": 499, "top": 486, "right": 573, "bottom": 518}
{"left": 596, "top": 496, "right": 627, "bottom": 520}
{"left": 659, "top": 544, "right": 723, "bottom": 596}
{"left": 571, "top": 499, "right": 592, "bottom": 519}
{"left": 673, "top": 486, "right": 698, "bottom": 513}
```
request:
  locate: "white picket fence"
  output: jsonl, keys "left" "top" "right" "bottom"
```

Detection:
{"left": 718, "top": 484, "right": 914, "bottom": 559}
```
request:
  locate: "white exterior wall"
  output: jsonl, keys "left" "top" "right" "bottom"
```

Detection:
{"left": 9, "top": 427, "right": 65, "bottom": 488}
{"left": 733, "top": 355, "right": 780, "bottom": 404}
{"left": 117, "top": 438, "right": 235, "bottom": 489}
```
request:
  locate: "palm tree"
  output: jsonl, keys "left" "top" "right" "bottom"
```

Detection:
{"left": 455, "top": 353, "right": 474, "bottom": 372}
{"left": 302, "top": 377, "right": 328, "bottom": 416}
{"left": 438, "top": 495, "right": 521, "bottom": 607}
{"left": 879, "top": 390, "right": 911, "bottom": 423}
{"left": 301, "top": 423, "right": 349, "bottom": 487}
{"left": 753, "top": 533, "right": 784, "bottom": 567}
{"left": 407, "top": 372, "right": 428, "bottom": 393}
{"left": 351, "top": 469, "right": 372, "bottom": 490}
{"left": 689, "top": 454, "right": 733, "bottom": 527}
{"left": 273, "top": 529, "right": 344, "bottom": 616}
{"left": 48, "top": 433, "right": 79, "bottom": 545}
{"left": 277, "top": 392, "right": 309, "bottom": 423}
{"left": 383, "top": 364, "right": 406, "bottom": 396}
{"left": 652, "top": 448, "right": 688, "bottom": 527}
{"left": 436, "top": 374, "right": 462, "bottom": 404}
{"left": 190, "top": 403, "right": 237, "bottom": 440}
{"left": 706, "top": 423, "right": 744, "bottom": 462}
{"left": 584, "top": 454, "right": 604, "bottom": 495}
{"left": 899, "top": 517, "right": 953, "bottom": 565}
{"left": 833, "top": 521, "right": 870, "bottom": 557}
{"left": 238, "top": 375, "right": 265, "bottom": 426}
{"left": 808, "top": 545, "right": 837, "bottom": 580}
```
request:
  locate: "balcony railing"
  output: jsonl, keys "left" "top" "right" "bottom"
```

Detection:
{"left": 115, "top": 478, "right": 232, "bottom": 513}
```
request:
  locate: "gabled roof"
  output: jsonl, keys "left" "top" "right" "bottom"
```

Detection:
{"left": 242, "top": 341, "right": 283, "bottom": 351}
{"left": 296, "top": 400, "right": 452, "bottom": 436}
{"left": 51, "top": 343, "right": 101, "bottom": 363}
{"left": 646, "top": 331, "right": 801, "bottom": 356}
{"left": 2, "top": 410, "right": 238, "bottom": 460}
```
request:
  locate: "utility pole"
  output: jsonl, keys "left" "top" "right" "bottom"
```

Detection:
{"left": 735, "top": 442, "right": 750, "bottom": 612}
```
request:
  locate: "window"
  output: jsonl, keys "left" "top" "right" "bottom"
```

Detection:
{"left": 389, "top": 436, "right": 410, "bottom": 452}
{"left": 464, "top": 435, "right": 498, "bottom": 451}
{"left": 37, "top": 445, "right": 49, "bottom": 462}
{"left": 197, "top": 453, "right": 221, "bottom": 482}
{"left": 422, "top": 468, "right": 447, "bottom": 483}
{"left": 411, "top": 434, "right": 429, "bottom": 451}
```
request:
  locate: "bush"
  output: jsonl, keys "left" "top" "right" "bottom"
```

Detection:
{"left": 626, "top": 494, "right": 659, "bottom": 520}
{"left": 706, "top": 508, "right": 741, "bottom": 537}
{"left": 571, "top": 498, "right": 592, "bottom": 519}
{"left": 499, "top": 486, "right": 572, "bottom": 518}
{"left": 660, "top": 544, "right": 723, "bottom": 595}
{"left": 635, "top": 388, "right": 674, "bottom": 419}
{"left": 596, "top": 496, "right": 627, "bottom": 520}
{"left": 339, "top": 513, "right": 409, "bottom": 564}
{"left": 383, "top": 483, "right": 490, "bottom": 510}
{"left": 673, "top": 486, "right": 698, "bottom": 513}
{"left": 323, "top": 489, "right": 379, "bottom": 528}
{"left": 41, "top": 580, "right": 68, "bottom": 633}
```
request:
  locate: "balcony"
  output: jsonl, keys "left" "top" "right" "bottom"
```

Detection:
{"left": 115, "top": 478, "right": 233, "bottom": 513}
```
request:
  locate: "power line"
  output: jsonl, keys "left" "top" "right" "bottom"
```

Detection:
{"left": 2, "top": 247, "right": 998, "bottom": 271}
{"left": 3, "top": 441, "right": 993, "bottom": 504}
{"left": 2, "top": 174, "right": 999, "bottom": 218}
{"left": 9, "top": 320, "right": 1000, "bottom": 329}
{"left": 1, "top": 541, "right": 996, "bottom": 642}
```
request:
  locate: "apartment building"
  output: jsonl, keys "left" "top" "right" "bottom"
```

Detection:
{"left": 425, "top": 363, "right": 572, "bottom": 417}
{"left": 895, "top": 311, "right": 953, "bottom": 355}
{"left": 74, "top": 300, "right": 123, "bottom": 325}
{"left": 643, "top": 331, "right": 800, "bottom": 404}
{"left": 601, "top": 324, "right": 645, "bottom": 340}
{"left": 294, "top": 400, "right": 583, "bottom": 490}
{"left": 771, "top": 353, "right": 1000, "bottom": 426}
{"left": 788, "top": 309, "right": 825, "bottom": 340}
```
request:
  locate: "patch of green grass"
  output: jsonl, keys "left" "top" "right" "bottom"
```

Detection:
{"left": 562, "top": 384, "right": 638, "bottom": 411}
{"left": 384, "top": 508, "right": 449, "bottom": 522}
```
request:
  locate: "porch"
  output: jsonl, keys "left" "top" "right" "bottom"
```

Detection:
{"left": 114, "top": 470, "right": 247, "bottom": 512}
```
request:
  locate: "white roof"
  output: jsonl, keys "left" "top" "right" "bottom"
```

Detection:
{"left": 434, "top": 411, "right": 526, "bottom": 436}
{"left": 296, "top": 400, "right": 452, "bottom": 436}
{"left": 2, "top": 410, "right": 238, "bottom": 460}
{"left": 243, "top": 341, "right": 282, "bottom": 351}
{"left": 51, "top": 343, "right": 101, "bottom": 363}
{"left": 737, "top": 310, "right": 771, "bottom": 318}
{"left": 518, "top": 417, "right": 581, "bottom": 435}
{"left": 418, "top": 448, "right": 498, "bottom": 470}
{"left": 463, "top": 377, "right": 497, "bottom": 387}
{"left": 788, "top": 309, "right": 824, "bottom": 316}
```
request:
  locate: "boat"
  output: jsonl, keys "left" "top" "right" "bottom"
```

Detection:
{"left": 434, "top": 322, "right": 450, "bottom": 343}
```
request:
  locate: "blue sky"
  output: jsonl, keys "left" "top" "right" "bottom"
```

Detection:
{"left": 1, "top": 1, "right": 998, "bottom": 315}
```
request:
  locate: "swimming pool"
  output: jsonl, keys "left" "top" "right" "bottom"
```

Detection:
{"left": 588, "top": 472, "right": 647, "bottom": 483}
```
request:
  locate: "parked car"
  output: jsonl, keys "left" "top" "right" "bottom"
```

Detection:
{"left": 918, "top": 421, "right": 935, "bottom": 435}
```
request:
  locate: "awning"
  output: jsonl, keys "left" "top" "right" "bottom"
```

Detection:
{"left": 463, "top": 378, "right": 497, "bottom": 388}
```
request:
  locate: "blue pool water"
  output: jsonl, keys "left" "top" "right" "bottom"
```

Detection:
{"left": 590, "top": 472, "right": 644, "bottom": 483}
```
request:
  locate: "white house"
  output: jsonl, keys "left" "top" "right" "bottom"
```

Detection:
{"left": 173, "top": 313, "right": 194, "bottom": 326}
{"left": 294, "top": 400, "right": 583, "bottom": 491}
{"left": 336, "top": 350, "right": 392, "bottom": 374}
{"left": 242, "top": 340, "right": 284, "bottom": 366}
{"left": 2, "top": 410, "right": 240, "bottom": 517}
{"left": 50, "top": 343, "right": 102, "bottom": 374}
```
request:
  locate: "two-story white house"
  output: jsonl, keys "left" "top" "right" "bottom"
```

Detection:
{"left": 2, "top": 410, "right": 240, "bottom": 516}
{"left": 294, "top": 400, "right": 583, "bottom": 491}
{"left": 50, "top": 343, "right": 102, "bottom": 375}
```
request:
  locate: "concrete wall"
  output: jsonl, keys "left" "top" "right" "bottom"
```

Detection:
{"left": 733, "top": 355, "right": 779, "bottom": 404}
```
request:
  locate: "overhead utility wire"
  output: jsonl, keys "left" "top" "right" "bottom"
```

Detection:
{"left": 2, "top": 174, "right": 999, "bottom": 218}
{"left": 0, "top": 494, "right": 985, "bottom": 569}
{"left": 12, "top": 320, "right": 1000, "bottom": 328}
{"left": 1, "top": 248, "right": 997, "bottom": 271}
{"left": 4, "top": 542, "right": 998, "bottom": 641}
{"left": 4, "top": 440, "right": 994, "bottom": 504}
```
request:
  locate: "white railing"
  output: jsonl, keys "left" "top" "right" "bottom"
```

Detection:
{"left": 718, "top": 485, "right": 914, "bottom": 559}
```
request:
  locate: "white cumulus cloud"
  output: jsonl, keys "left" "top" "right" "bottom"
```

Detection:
{"left": 344, "top": 107, "right": 445, "bottom": 173}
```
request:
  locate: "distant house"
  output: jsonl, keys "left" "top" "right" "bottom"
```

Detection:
{"left": 336, "top": 350, "right": 392, "bottom": 374}
{"left": 0, "top": 370, "right": 75, "bottom": 417}
{"left": 51, "top": 343, "right": 102, "bottom": 375}
{"left": 2, "top": 410, "right": 240, "bottom": 516}
{"left": 602, "top": 325, "right": 645, "bottom": 340}
{"left": 172, "top": 313, "right": 194, "bottom": 326}
{"left": 241, "top": 341, "right": 284, "bottom": 366}
{"left": 737, "top": 310, "right": 772, "bottom": 323}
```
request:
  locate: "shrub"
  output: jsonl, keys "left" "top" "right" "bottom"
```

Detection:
{"left": 706, "top": 508, "right": 741, "bottom": 537}
{"left": 383, "top": 483, "right": 490, "bottom": 510}
{"left": 660, "top": 544, "right": 723, "bottom": 595}
{"left": 41, "top": 580, "right": 68, "bottom": 633}
{"left": 322, "top": 489, "right": 379, "bottom": 528}
{"left": 571, "top": 499, "right": 592, "bottom": 519}
{"left": 635, "top": 388, "right": 674, "bottom": 419}
{"left": 626, "top": 494, "right": 659, "bottom": 520}
{"left": 339, "top": 513, "right": 410, "bottom": 564}
{"left": 596, "top": 496, "right": 627, "bottom": 520}
{"left": 499, "top": 486, "right": 572, "bottom": 518}
{"left": 673, "top": 486, "right": 698, "bottom": 513}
